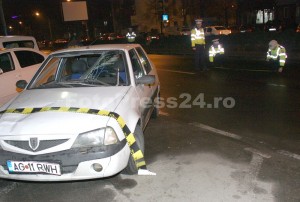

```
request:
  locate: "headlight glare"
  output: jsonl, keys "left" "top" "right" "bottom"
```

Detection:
{"left": 72, "top": 127, "right": 119, "bottom": 148}
{"left": 104, "top": 127, "right": 118, "bottom": 145}
{"left": 72, "top": 128, "right": 105, "bottom": 148}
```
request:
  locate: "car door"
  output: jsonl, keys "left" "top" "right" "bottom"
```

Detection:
{"left": 13, "top": 50, "right": 45, "bottom": 82}
{"left": 129, "top": 49, "right": 154, "bottom": 129}
{"left": 0, "top": 50, "right": 22, "bottom": 105}
{"left": 135, "top": 46, "right": 159, "bottom": 96}
{"left": 0, "top": 49, "right": 45, "bottom": 106}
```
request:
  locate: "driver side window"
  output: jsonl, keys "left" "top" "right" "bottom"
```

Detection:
{"left": 0, "top": 53, "right": 14, "bottom": 74}
{"left": 129, "top": 49, "right": 145, "bottom": 80}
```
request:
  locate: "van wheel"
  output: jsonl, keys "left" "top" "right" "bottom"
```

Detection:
{"left": 122, "top": 125, "right": 145, "bottom": 175}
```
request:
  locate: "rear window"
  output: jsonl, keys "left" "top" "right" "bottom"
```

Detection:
{"left": 3, "top": 40, "right": 35, "bottom": 49}
{"left": 14, "top": 50, "right": 44, "bottom": 68}
{"left": 0, "top": 53, "right": 15, "bottom": 73}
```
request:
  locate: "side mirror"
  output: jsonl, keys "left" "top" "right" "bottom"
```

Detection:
{"left": 16, "top": 80, "right": 28, "bottom": 90}
{"left": 136, "top": 75, "right": 155, "bottom": 85}
{"left": 0, "top": 68, "right": 3, "bottom": 75}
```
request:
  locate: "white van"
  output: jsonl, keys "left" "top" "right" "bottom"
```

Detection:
{"left": 0, "top": 36, "right": 39, "bottom": 50}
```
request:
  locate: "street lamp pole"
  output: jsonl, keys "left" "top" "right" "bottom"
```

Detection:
{"left": 0, "top": 0, "right": 7, "bottom": 35}
{"left": 35, "top": 11, "right": 53, "bottom": 41}
{"left": 47, "top": 17, "right": 53, "bottom": 41}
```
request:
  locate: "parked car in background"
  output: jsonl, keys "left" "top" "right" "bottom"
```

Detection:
{"left": 227, "top": 25, "right": 239, "bottom": 34}
{"left": 116, "top": 34, "right": 125, "bottom": 39}
{"left": 0, "top": 44, "right": 160, "bottom": 181}
{"left": 0, "top": 48, "right": 46, "bottom": 106}
{"left": 264, "top": 20, "right": 283, "bottom": 32}
{"left": 0, "top": 36, "right": 39, "bottom": 50}
{"left": 107, "top": 33, "right": 117, "bottom": 40}
{"left": 146, "top": 30, "right": 161, "bottom": 43}
{"left": 180, "top": 27, "right": 191, "bottom": 35}
{"left": 204, "top": 26, "right": 231, "bottom": 36}
{"left": 37, "top": 40, "right": 52, "bottom": 49}
{"left": 99, "top": 33, "right": 118, "bottom": 41}
{"left": 239, "top": 25, "right": 255, "bottom": 33}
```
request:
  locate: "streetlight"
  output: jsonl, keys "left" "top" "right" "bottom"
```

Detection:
{"left": 35, "top": 11, "right": 53, "bottom": 41}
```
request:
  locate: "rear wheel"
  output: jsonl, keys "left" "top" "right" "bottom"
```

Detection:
{"left": 122, "top": 125, "right": 145, "bottom": 175}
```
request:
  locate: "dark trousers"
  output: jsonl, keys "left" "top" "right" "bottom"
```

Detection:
{"left": 213, "top": 54, "right": 224, "bottom": 67}
{"left": 195, "top": 44, "right": 207, "bottom": 70}
{"left": 267, "top": 59, "right": 280, "bottom": 72}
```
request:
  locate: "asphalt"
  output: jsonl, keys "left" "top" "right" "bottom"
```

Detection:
{"left": 1, "top": 52, "right": 296, "bottom": 202}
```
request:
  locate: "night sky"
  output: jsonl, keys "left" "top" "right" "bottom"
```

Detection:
{"left": 3, "top": 0, "right": 62, "bottom": 18}
{"left": 1, "top": 0, "right": 112, "bottom": 39}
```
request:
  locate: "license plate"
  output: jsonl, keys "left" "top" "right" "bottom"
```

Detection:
{"left": 7, "top": 160, "right": 61, "bottom": 176}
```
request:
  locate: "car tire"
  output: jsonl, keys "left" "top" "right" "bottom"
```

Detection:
{"left": 151, "top": 94, "right": 160, "bottom": 119}
{"left": 122, "top": 125, "right": 145, "bottom": 175}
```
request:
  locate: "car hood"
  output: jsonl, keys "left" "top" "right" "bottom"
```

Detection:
{"left": 0, "top": 87, "right": 131, "bottom": 138}
{"left": 2, "top": 87, "right": 131, "bottom": 111}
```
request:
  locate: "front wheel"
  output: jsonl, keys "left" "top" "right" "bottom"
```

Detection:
{"left": 122, "top": 125, "right": 145, "bottom": 175}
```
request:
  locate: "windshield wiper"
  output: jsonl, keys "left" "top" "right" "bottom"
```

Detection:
{"left": 33, "top": 82, "right": 74, "bottom": 89}
{"left": 82, "top": 78, "right": 110, "bottom": 86}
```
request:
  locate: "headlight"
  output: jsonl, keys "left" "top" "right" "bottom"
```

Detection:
{"left": 71, "top": 127, "right": 119, "bottom": 148}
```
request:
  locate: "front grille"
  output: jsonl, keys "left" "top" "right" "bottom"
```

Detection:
{"left": 4, "top": 139, "right": 69, "bottom": 152}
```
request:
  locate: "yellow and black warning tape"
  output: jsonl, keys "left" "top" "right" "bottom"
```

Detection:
{"left": 0, "top": 107, "right": 147, "bottom": 170}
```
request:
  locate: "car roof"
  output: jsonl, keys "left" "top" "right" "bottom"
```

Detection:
{"left": 50, "top": 44, "right": 142, "bottom": 55}
{"left": 212, "top": 26, "right": 226, "bottom": 28}
{"left": 0, "top": 35, "right": 36, "bottom": 41}
{"left": 0, "top": 47, "right": 44, "bottom": 53}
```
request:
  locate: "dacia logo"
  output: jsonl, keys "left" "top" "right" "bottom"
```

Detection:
{"left": 29, "top": 137, "right": 39, "bottom": 151}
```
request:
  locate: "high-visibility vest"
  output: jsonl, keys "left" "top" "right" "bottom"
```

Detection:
{"left": 126, "top": 32, "right": 136, "bottom": 42}
{"left": 266, "top": 45, "right": 287, "bottom": 67}
{"left": 191, "top": 28, "right": 205, "bottom": 47}
{"left": 209, "top": 44, "right": 225, "bottom": 62}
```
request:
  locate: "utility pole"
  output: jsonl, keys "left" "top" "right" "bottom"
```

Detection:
{"left": 224, "top": 0, "right": 229, "bottom": 27}
{"left": 111, "top": 0, "right": 116, "bottom": 33}
{"left": 0, "top": 0, "right": 7, "bottom": 35}
{"left": 159, "top": 0, "right": 164, "bottom": 34}
{"left": 161, "top": 0, "right": 164, "bottom": 34}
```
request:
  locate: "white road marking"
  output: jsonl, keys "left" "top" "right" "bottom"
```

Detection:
{"left": 244, "top": 147, "right": 271, "bottom": 159}
{"left": 239, "top": 147, "right": 272, "bottom": 198}
{"left": 277, "top": 150, "right": 300, "bottom": 160}
{"left": 189, "top": 122, "right": 242, "bottom": 140}
{"left": 157, "top": 69, "right": 195, "bottom": 75}
{"left": 267, "top": 83, "right": 287, "bottom": 88}
{"left": 0, "top": 182, "right": 18, "bottom": 195}
{"left": 239, "top": 152, "right": 264, "bottom": 196}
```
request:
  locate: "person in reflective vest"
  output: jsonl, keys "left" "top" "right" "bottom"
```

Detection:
{"left": 67, "top": 33, "right": 83, "bottom": 48}
{"left": 266, "top": 40, "right": 287, "bottom": 73}
{"left": 126, "top": 28, "right": 136, "bottom": 43}
{"left": 191, "top": 18, "right": 207, "bottom": 71}
{"left": 209, "top": 39, "right": 224, "bottom": 67}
